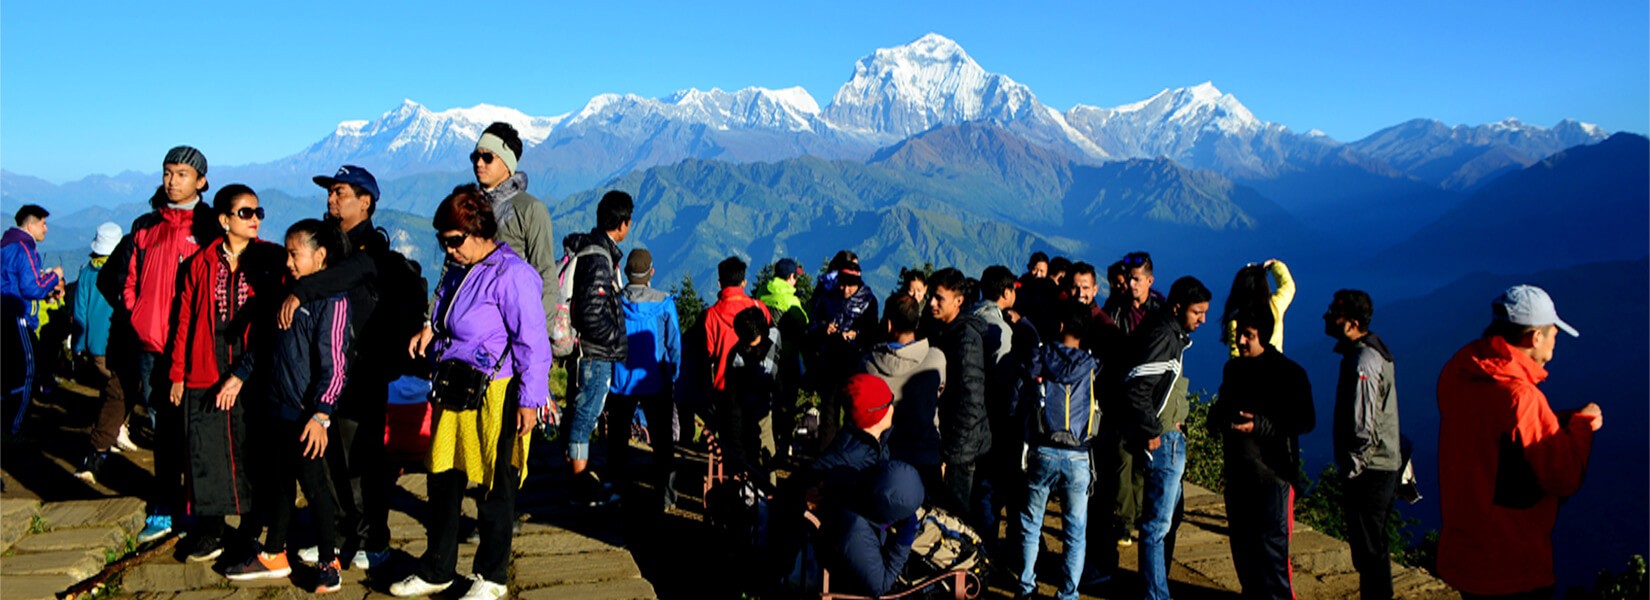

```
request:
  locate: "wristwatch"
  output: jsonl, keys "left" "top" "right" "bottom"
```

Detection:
{"left": 311, "top": 414, "right": 331, "bottom": 429}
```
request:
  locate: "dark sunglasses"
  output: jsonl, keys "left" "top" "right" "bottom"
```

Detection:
{"left": 469, "top": 151, "right": 496, "bottom": 165}
{"left": 438, "top": 233, "right": 468, "bottom": 249}
{"left": 1121, "top": 254, "right": 1149, "bottom": 266}
{"left": 231, "top": 207, "right": 265, "bottom": 220}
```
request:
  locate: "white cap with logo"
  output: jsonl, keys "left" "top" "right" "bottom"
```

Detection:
{"left": 1493, "top": 285, "right": 1579, "bottom": 338}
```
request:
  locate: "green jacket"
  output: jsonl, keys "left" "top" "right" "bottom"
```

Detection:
{"left": 758, "top": 277, "right": 809, "bottom": 359}
{"left": 485, "top": 172, "right": 557, "bottom": 320}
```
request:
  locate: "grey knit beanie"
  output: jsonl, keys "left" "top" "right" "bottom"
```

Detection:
{"left": 164, "top": 145, "right": 208, "bottom": 176}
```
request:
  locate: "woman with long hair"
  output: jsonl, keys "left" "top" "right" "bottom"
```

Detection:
{"left": 391, "top": 185, "right": 551, "bottom": 600}
{"left": 1220, "top": 258, "right": 1295, "bottom": 358}
{"left": 165, "top": 184, "right": 286, "bottom": 561}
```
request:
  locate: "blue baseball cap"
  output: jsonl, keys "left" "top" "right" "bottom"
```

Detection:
{"left": 775, "top": 258, "right": 802, "bottom": 279}
{"left": 313, "top": 165, "right": 380, "bottom": 204}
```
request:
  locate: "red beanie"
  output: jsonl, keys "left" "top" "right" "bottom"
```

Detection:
{"left": 842, "top": 374, "right": 894, "bottom": 430}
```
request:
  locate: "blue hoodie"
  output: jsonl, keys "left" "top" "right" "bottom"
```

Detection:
{"left": 73, "top": 259, "right": 114, "bottom": 356}
{"left": 612, "top": 284, "right": 681, "bottom": 396}
{"left": 1, "top": 227, "right": 60, "bottom": 330}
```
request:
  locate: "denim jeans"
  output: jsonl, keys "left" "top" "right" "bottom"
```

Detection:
{"left": 1140, "top": 430, "right": 1187, "bottom": 600}
{"left": 1017, "top": 446, "right": 1092, "bottom": 600}
{"left": 566, "top": 359, "right": 615, "bottom": 461}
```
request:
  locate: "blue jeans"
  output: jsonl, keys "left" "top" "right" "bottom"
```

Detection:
{"left": 1017, "top": 446, "right": 1091, "bottom": 600}
{"left": 566, "top": 359, "right": 615, "bottom": 461}
{"left": 1140, "top": 430, "right": 1186, "bottom": 600}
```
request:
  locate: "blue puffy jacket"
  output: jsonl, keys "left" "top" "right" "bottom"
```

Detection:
{"left": 821, "top": 460, "right": 924, "bottom": 597}
{"left": 612, "top": 284, "right": 681, "bottom": 396}
{"left": 1, "top": 227, "right": 60, "bottom": 330}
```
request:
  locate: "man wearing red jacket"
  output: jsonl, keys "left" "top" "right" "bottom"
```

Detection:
{"left": 97, "top": 145, "right": 219, "bottom": 544}
{"left": 704, "top": 256, "right": 771, "bottom": 394}
{"left": 1437, "top": 285, "right": 1600, "bottom": 599}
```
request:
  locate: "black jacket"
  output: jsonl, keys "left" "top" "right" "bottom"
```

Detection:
{"left": 934, "top": 313, "right": 991, "bottom": 465}
{"left": 1212, "top": 346, "right": 1315, "bottom": 485}
{"left": 1122, "top": 310, "right": 1191, "bottom": 448}
{"left": 563, "top": 230, "right": 626, "bottom": 362}
{"left": 820, "top": 461, "right": 923, "bottom": 597}
{"left": 255, "top": 293, "right": 353, "bottom": 422}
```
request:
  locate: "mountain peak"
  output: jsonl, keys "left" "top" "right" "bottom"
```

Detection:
{"left": 896, "top": 33, "right": 969, "bottom": 62}
{"left": 823, "top": 33, "right": 1037, "bottom": 138}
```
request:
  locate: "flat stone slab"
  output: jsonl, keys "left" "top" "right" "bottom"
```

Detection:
{"left": 512, "top": 531, "right": 626, "bottom": 557}
{"left": 513, "top": 549, "right": 641, "bottom": 587}
{"left": 12, "top": 524, "right": 126, "bottom": 553}
{"left": 0, "top": 573, "right": 80, "bottom": 600}
{"left": 118, "top": 562, "right": 225, "bottom": 592}
{"left": 36, "top": 496, "right": 146, "bottom": 535}
{"left": 518, "top": 576, "right": 657, "bottom": 600}
{"left": 0, "top": 548, "right": 106, "bottom": 580}
{"left": 2, "top": 497, "right": 41, "bottom": 520}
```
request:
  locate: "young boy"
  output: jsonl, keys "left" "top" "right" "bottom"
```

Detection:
{"left": 1014, "top": 302, "right": 1100, "bottom": 600}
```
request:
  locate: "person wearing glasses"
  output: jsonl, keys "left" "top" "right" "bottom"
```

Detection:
{"left": 472, "top": 122, "right": 557, "bottom": 326}
{"left": 278, "top": 165, "right": 428, "bottom": 570}
{"left": 393, "top": 186, "right": 550, "bottom": 600}
{"left": 166, "top": 185, "right": 287, "bottom": 561}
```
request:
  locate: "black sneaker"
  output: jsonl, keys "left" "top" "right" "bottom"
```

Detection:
{"left": 315, "top": 559, "right": 342, "bottom": 594}
{"left": 187, "top": 535, "right": 225, "bottom": 562}
{"left": 74, "top": 451, "right": 106, "bottom": 485}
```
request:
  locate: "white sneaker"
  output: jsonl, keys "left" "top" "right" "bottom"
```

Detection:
{"left": 352, "top": 549, "right": 391, "bottom": 570}
{"left": 114, "top": 425, "right": 139, "bottom": 452}
{"left": 390, "top": 574, "right": 453, "bottom": 597}
{"left": 459, "top": 576, "right": 507, "bottom": 600}
{"left": 296, "top": 545, "right": 340, "bottom": 564}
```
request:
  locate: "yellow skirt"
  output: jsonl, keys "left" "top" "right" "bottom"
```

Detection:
{"left": 428, "top": 377, "right": 529, "bottom": 490}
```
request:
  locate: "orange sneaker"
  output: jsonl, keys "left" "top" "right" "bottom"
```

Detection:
{"left": 223, "top": 551, "right": 293, "bottom": 580}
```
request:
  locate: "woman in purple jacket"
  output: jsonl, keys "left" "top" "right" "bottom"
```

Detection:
{"left": 391, "top": 185, "right": 552, "bottom": 600}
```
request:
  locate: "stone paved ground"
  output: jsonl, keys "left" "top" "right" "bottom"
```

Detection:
{"left": 5, "top": 378, "right": 1460, "bottom": 599}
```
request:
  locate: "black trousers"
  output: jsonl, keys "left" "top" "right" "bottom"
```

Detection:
{"left": 140, "top": 351, "right": 187, "bottom": 516}
{"left": 260, "top": 418, "right": 338, "bottom": 564}
{"left": 417, "top": 396, "right": 520, "bottom": 586}
{"left": 607, "top": 389, "right": 678, "bottom": 508}
{"left": 328, "top": 405, "right": 392, "bottom": 553}
{"left": 1225, "top": 474, "right": 1295, "bottom": 599}
{"left": 1343, "top": 468, "right": 1399, "bottom": 600}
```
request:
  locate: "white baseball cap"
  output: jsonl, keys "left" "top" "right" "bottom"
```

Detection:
{"left": 1494, "top": 285, "right": 1579, "bottom": 338}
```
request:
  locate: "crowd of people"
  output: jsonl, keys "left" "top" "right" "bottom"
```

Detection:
{"left": 0, "top": 120, "right": 1604, "bottom": 600}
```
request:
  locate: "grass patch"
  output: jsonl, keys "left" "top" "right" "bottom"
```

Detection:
{"left": 27, "top": 514, "right": 50, "bottom": 534}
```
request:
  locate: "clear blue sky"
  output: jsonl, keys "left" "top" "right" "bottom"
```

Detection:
{"left": 4, "top": 0, "right": 1645, "bottom": 182}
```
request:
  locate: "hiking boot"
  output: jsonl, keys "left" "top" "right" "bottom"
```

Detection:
{"left": 315, "top": 559, "right": 342, "bottom": 594}
{"left": 186, "top": 535, "right": 225, "bottom": 562}
{"left": 575, "top": 472, "right": 619, "bottom": 507}
{"left": 389, "top": 574, "right": 453, "bottom": 597}
{"left": 136, "top": 515, "right": 173, "bottom": 544}
{"left": 459, "top": 575, "right": 508, "bottom": 600}
{"left": 74, "top": 451, "right": 107, "bottom": 485}
{"left": 223, "top": 551, "right": 292, "bottom": 581}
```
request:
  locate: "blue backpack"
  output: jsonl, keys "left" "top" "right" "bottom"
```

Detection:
{"left": 1031, "top": 357, "right": 1099, "bottom": 449}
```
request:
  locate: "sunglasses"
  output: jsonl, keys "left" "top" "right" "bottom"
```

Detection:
{"left": 231, "top": 207, "right": 265, "bottom": 220}
{"left": 469, "top": 151, "right": 496, "bottom": 165}
{"left": 1122, "top": 254, "right": 1149, "bottom": 266}
{"left": 438, "top": 233, "right": 468, "bottom": 249}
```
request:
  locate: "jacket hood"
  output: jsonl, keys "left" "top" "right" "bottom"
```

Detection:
{"left": 857, "top": 460, "right": 923, "bottom": 525}
{"left": 1039, "top": 343, "right": 1098, "bottom": 386}
{"left": 968, "top": 299, "right": 1004, "bottom": 322}
{"left": 561, "top": 230, "right": 617, "bottom": 258}
{"left": 866, "top": 339, "right": 932, "bottom": 378}
{"left": 1448, "top": 336, "right": 1548, "bottom": 387}
{"left": 1, "top": 227, "right": 34, "bottom": 249}
{"left": 1336, "top": 331, "right": 1395, "bottom": 363}
{"left": 622, "top": 284, "right": 673, "bottom": 315}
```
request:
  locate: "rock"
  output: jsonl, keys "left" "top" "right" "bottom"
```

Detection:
{"left": 35, "top": 497, "right": 146, "bottom": 535}
{"left": 118, "top": 562, "right": 224, "bottom": 592}
{"left": 512, "top": 531, "right": 627, "bottom": 557}
{"left": 0, "top": 548, "right": 105, "bottom": 580}
{"left": 0, "top": 574, "right": 79, "bottom": 600}
{"left": 11, "top": 525, "right": 126, "bottom": 553}
{"left": 518, "top": 577, "right": 657, "bottom": 600}
{"left": 512, "top": 549, "right": 642, "bottom": 587}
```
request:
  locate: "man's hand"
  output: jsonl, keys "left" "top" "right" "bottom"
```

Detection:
{"left": 278, "top": 295, "right": 301, "bottom": 330}
{"left": 216, "top": 376, "right": 243, "bottom": 410}
{"left": 1146, "top": 435, "right": 1162, "bottom": 452}
{"left": 301, "top": 418, "right": 329, "bottom": 459}
{"left": 516, "top": 407, "right": 539, "bottom": 437}
{"left": 1230, "top": 411, "right": 1256, "bottom": 434}
{"left": 408, "top": 326, "right": 435, "bottom": 359}
{"left": 1578, "top": 402, "right": 1604, "bottom": 431}
{"left": 169, "top": 382, "right": 184, "bottom": 406}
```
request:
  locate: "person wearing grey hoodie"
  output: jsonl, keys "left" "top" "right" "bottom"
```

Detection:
{"left": 860, "top": 294, "right": 946, "bottom": 499}
{"left": 472, "top": 122, "right": 557, "bottom": 319}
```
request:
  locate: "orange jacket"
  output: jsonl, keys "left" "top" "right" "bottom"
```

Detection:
{"left": 1435, "top": 336, "right": 1596, "bottom": 595}
{"left": 704, "top": 286, "right": 770, "bottom": 392}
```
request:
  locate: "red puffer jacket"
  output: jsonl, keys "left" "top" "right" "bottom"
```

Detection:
{"left": 169, "top": 237, "right": 288, "bottom": 389}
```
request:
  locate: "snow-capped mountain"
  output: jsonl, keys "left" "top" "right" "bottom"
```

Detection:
{"left": 1348, "top": 117, "right": 1611, "bottom": 189}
